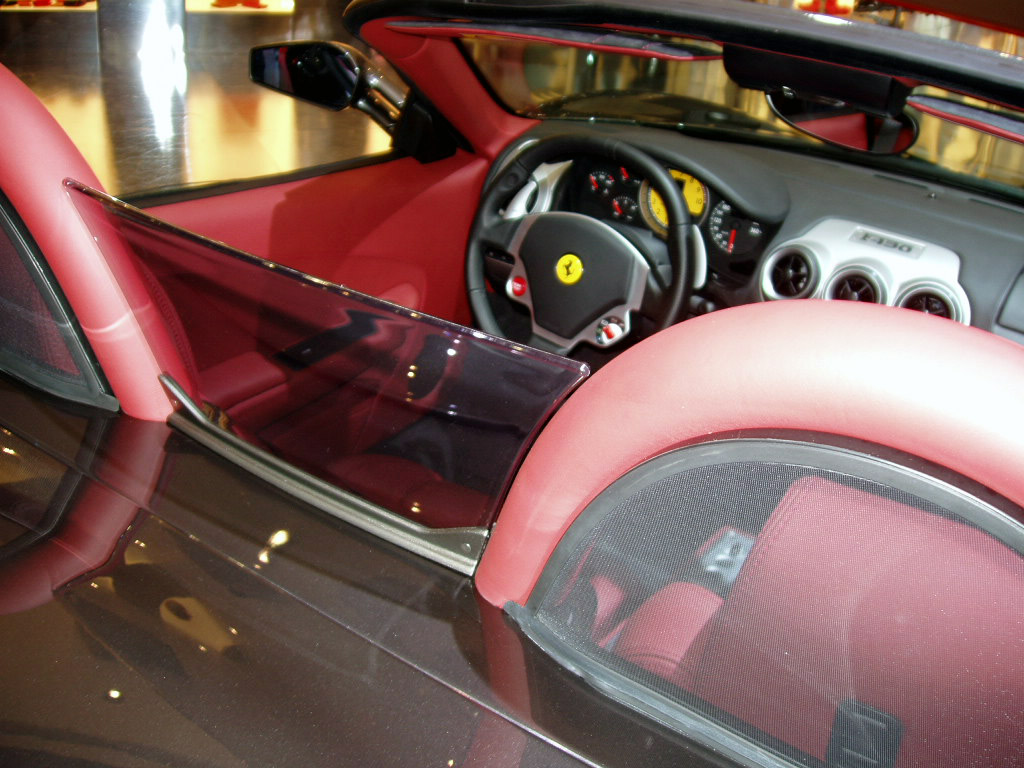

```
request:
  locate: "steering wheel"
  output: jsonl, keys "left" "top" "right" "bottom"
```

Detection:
{"left": 466, "top": 134, "right": 692, "bottom": 355}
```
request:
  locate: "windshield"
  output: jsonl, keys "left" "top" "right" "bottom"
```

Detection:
{"left": 462, "top": 19, "right": 1024, "bottom": 200}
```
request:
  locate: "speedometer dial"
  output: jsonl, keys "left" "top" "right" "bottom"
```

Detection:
{"left": 709, "top": 201, "right": 763, "bottom": 256}
{"left": 640, "top": 170, "right": 708, "bottom": 235}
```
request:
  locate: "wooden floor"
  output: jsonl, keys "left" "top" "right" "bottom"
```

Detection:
{"left": 0, "top": 0, "right": 389, "bottom": 197}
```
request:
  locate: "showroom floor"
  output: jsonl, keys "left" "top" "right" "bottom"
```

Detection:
{"left": 3, "top": 1, "right": 1017, "bottom": 199}
{"left": 0, "top": 0, "right": 388, "bottom": 197}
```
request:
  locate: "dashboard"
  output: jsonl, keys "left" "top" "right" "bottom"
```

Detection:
{"left": 507, "top": 122, "right": 1024, "bottom": 343}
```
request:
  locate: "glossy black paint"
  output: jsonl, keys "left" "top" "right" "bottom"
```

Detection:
{"left": 0, "top": 374, "right": 720, "bottom": 767}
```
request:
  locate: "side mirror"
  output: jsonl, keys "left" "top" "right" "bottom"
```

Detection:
{"left": 250, "top": 42, "right": 362, "bottom": 111}
{"left": 250, "top": 42, "right": 404, "bottom": 133}
{"left": 767, "top": 90, "right": 918, "bottom": 155}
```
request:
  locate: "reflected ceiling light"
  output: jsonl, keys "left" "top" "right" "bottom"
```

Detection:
{"left": 257, "top": 529, "right": 290, "bottom": 564}
{"left": 267, "top": 529, "right": 290, "bottom": 548}
{"left": 137, "top": 0, "right": 187, "bottom": 149}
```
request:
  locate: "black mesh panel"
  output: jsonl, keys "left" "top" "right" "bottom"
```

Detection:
{"left": 0, "top": 226, "right": 81, "bottom": 381}
{"left": 0, "top": 196, "right": 110, "bottom": 408}
{"left": 526, "top": 445, "right": 1024, "bottom": 768}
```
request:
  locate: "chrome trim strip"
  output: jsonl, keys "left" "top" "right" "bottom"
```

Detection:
{"left": 160, "top": 375, "right": 487, "bottom": 576}
{"left": 689, "top": 224, "right": 708, "bottom": 291}
{"left": 504, "top": 160, "right": 572, "bottom": 219}
{"left": 895, "top": 281, "right": 965, "bottom": 323}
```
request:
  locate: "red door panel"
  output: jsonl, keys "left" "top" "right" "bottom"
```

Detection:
{"left": 147, "top": 151, "right": 491, "bottom": 324}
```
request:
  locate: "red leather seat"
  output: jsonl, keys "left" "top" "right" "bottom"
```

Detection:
{"left": 610, "top": 582, "right": 722, "bottom": 683}
{"left": 329, "top": 454, "right": 491, "bottom": 528}
{"left": 613, "top": 475, "right": 1023, "bottom": 767}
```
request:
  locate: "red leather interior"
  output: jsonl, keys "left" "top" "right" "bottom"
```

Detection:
{"left": 148, "top": 150, "right": 493, "bottom": 325}
{"left": 0, "top": 65, "right": 196, "bottom": 419}
{"left": 199, "top": 351, "right": 288, "bottom": 411}
{"left": 589, "top": 574, "right": 627, "bottom": 644}
{"left": 794, "top": 112, "right": 872, "bottom": 150}
{"left": 330, "top": 454, "right": 491, "bottom": 528}
{"left": 626, "top": 475, "right": 1023, "bottom": 767}
{"left": 359, "top": 20, "right": 535, "bottom": 159}
{"left": 95, "top": 192, "right": 498, "bottom": 529}
{"left": 476, "top": 300, "right": 1024, "bottom": 609}
{"left": 610, "top": 582, "right": 722, "bottom": 682}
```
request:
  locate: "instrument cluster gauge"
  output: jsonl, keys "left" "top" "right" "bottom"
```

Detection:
{"left": 640, "top": 169, "right": 709, "bottom": 236}
{"left": 709, "top": 200, "right": 764, "bottom": 256}
{"left": 587, "top": 169, "right": 616, "bottom": 196}
{"left": 611, "top": 195, "right": 639, "bottom": 223}
{"left": 617, "top": 165, "right": 641, "bottom": 188}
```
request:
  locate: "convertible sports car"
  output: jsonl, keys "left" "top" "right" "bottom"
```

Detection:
{"left": 1, "top": 0, "right": 1023, "bottom": 766}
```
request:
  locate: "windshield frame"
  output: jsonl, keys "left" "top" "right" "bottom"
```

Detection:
{"left": 449, "top": 20, "right": 1024, "bottom": 204}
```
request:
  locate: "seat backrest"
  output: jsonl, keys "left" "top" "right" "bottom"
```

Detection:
{"left": 682, "top": 474, "right": 1024, "bottom": 768}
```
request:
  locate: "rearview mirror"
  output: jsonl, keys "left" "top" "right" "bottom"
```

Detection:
{"left": 767, "top": 90, "right": 918, "bottom": 155}
{"left": 723, "top": 44, "right": 918, "bottom": 155}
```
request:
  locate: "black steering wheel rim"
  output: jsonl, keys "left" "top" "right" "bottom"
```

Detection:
{"left": 466, "top": 133, "right": 692, "bottom": 353}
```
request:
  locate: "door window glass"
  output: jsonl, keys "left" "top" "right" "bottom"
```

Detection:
{"left": 68, "top": 182, "right": 587, "bottom": 531}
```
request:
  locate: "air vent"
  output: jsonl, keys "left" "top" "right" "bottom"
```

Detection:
{"left": 898, "top": 287, "right": 961, "bottom": 322}
{"left": 761, "top": 247, "right": 818, "bottom": 301}
{"left": 902, "top": 291, "right": 952, "bottom": 318}
{"left": 770, "top": 251, "right": 814, "bottom": 298}
{"left": 829, "top": 272, "right": 881, "bottom": 304}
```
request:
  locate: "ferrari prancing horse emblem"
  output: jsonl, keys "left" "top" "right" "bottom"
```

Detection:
{"left": 556, "top": 253, "right": 584, "bottom": 285}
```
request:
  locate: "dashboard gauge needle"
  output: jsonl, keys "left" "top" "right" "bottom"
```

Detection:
{"left": 728, "top": 229, "right": 737, "bottom": 253}
{"left": 589, "top": 174, "right": 599, "bottom": 191}
{"left": 613, "top": 199, "right": 623, "bottom": 216}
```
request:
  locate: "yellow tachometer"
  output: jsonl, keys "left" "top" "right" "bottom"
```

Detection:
{"left": 641, "top": 170, "right": 708, "bottom": 234}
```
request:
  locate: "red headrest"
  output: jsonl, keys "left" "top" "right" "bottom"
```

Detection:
{"left": 477, "top": 301, "right": 1024, "bottom": 608}
{"left": 0, "top": 64, "right": 197, "bottom": 418}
